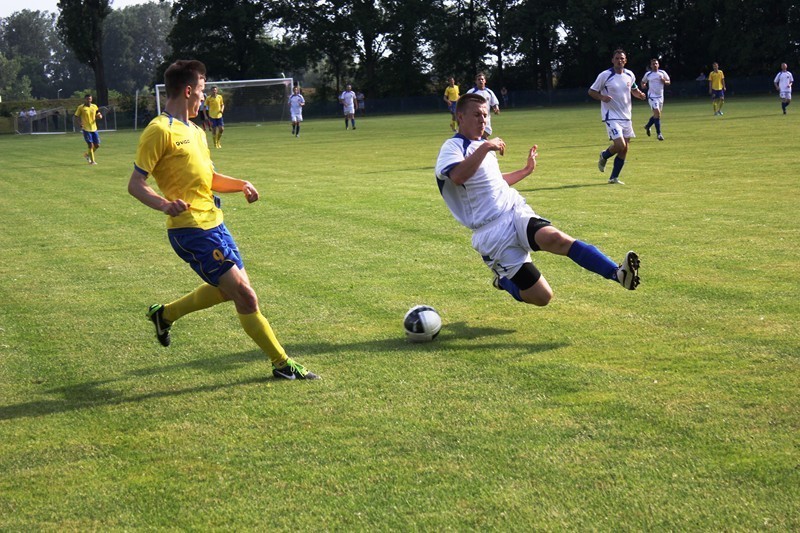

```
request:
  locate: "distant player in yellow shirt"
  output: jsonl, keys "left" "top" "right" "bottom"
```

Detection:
{"left": 74, "top": 94, "right": 103, "bottom": 165}
{"left": 708, "top": 62, "right": 726, "bottom": 115}
{"left": 206, "top": 85, "right": 225, "bottom": 147}
{"left": 443, "top": 77, "right": 460, "bottom": 131}
{"left": 127, "top": 59, "right": 319, "bottom": 380}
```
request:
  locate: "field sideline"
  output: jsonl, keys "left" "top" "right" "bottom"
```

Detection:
{"left": 1, "top": 96, "right": 798, "bottom": 529}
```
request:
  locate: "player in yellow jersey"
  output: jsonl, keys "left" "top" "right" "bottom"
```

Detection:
{"left": 74, "top": 94, "right": 103, "bottom": 165}
{"left": 127, "top": 59, "right": 319, "bottom": 380}
{"left": 708, "top": 62, "right": 726, "bottom": 115}
{"left": 206, "top": 85, "right": 225, "bottom": 147}
{"left": 443, "top": 77, "right": 460, "bottom": 131}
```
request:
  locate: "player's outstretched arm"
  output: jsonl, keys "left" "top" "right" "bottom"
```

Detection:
{"left": 502, "top": 145, "right": 538, "bottom": 186}
{"left": 212, "top": 173, "right": 259, "bottom": 203}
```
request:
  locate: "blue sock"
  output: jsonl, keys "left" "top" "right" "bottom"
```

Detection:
{"left": 351, "top": 119, "right": 356, "bottom": 128}
{"left": 497, "top": 276, "right": 524, "bottom": 302}
{"left": 654, "top": 118, "right": 662, "bottom": 134}
{"left": 567, "top": 241, "right": 618, "bottom": 280}
{"left": 601, "top": 149, "right": 613, "bottom": 160}
{"left": 645, "top": 117, "right": 654, "bottom": 128}
{"left": 610, "top": 157, "right": 625, "bottom": 179}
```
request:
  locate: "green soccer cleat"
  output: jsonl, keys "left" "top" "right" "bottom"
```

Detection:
{"left": 272, "top": 358, "right": 320, "bottom": 380}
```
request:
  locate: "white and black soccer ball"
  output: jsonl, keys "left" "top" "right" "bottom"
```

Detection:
{"left": 403, "top": 305, "right": 442, "bottom": 342}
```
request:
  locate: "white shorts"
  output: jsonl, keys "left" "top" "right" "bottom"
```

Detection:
{"left": 291, "top": 113, "right": 303, "bottom": 122}
{"left": 471, "top": 201, "right": 545, "bottom": 279}
{"left": 343, "top": 105, "right": 355, "bottom": 116}
{"left": 604, "top": 120, "right": 635, "bottom": 140}
{"left": 648, "top": 96, "right": 664, "bottom": 111}
{"left": 780, "top": 91, "right": 792, "bottom": 100}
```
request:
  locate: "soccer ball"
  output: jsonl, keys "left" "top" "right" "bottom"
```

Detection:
{"left": 403, "top": 305, "right": 442, "bottom": 342}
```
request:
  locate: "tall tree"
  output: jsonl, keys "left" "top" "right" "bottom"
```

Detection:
{"left": 0, "top": 10, "right": 57, "bottom": 98}
{"left": 103, "top": 2, "right": 172, "bottom": 93}
{"left": 0, "top": 51, "right": 32, "bottom": 100}
{"left": 280, "top": 0, "right": 358, "bottom": 94}
{"left": 166, "top": 0, "right": 284, "bottom": 80}
{"left": 57, "top": 0, "right": 111, "bottom": 105}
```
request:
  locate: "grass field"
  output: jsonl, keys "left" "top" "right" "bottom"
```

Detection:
{"left": 1, "top": 96, "right": 798, "bottom": 530}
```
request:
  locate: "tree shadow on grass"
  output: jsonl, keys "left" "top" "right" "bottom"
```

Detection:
{"left": 0, "top": 321, "right": 567, "bottom": 420}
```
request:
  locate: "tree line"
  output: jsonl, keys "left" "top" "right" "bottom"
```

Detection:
{"left": 1, "top": 0, "right": 797, "bottom": 107}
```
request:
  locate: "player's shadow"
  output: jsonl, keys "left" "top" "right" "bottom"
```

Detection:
{"left": 0, "top": 322, "right": 567, "bottom": 421}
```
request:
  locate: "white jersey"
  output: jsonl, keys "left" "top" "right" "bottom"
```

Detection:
{"left": 590, "top": 68, "right": 638, "bottom": 121}
{"left": 435, "top": 134, "right": 523, "bottom": 230}
{"left": 466, "top": 86, "right": 500, "bottom": 134}
{"left": 288, "top": 94, "right": 305, "bottom": 116}
{"left": 641, "top": 69, "right": 670, "bottom": 99}
{"left": 774, "top": 71, "right": 794, "bottom": 92}
{"left": 340, "top": 90, "right": 357, "bottom": 111}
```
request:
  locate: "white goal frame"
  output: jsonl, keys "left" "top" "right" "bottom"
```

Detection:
{"left": 155, "top": 78, "right": 294, "bottom": 122}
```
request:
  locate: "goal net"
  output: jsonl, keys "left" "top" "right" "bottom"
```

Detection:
{"left": 155, "top": 78, "right": 293, "bottom": 124}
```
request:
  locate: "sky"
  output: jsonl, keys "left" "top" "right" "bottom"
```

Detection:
{"left": 0, "top": 0, "right": 162, "bottom": 18}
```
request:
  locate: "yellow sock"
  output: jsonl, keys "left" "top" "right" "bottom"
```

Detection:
{"left": 163, "top": 283, "right": 225, "bottom": 323}
{"left": 238, "top": 310, "right": 289, "bottom": 366}
{"left": 88, "top": 147, "right": 95, "bottom": 162}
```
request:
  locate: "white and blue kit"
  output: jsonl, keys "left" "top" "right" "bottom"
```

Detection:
{"left": 289, "top": 93, "right": 305, "bottom": 122}
{"left": 641, "top": 69, "right": 670, "bottom": 110}
{"left": 435, "top": 134, "right": 543, "bottom": 280}
{"left": 590, "top": 67, "right": 639, "bottom": 141}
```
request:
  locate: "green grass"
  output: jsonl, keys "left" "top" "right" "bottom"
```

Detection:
{"left": 1, "top": 96, "right": 798, "bottom": 529}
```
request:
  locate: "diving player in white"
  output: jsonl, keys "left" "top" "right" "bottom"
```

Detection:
{"left": 466, "top": 72, "right": 500, "bottom": 137}
{"left": 434, "top": 93, "right": 640, "bottom": 307}
{"left": 288, "top": 85, "right": 305, "bottom": 137}
{"left": 641, "top": 58, "right": 671, "bottom": 140}
{"left": 589, "top": 49, "right": 647, "bottom": 185}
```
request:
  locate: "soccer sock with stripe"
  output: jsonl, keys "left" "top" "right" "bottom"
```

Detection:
{"left": 567, "top": 240, "right": 618, "bottom": 280}
{"left": 163, "top": 283, "right": 226, "bottom": 323}
{"left": 238, "top": 310, "right": 290, "bottom": 367}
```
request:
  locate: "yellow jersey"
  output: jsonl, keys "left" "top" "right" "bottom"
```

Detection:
{"left": 206, "top": 94, "right": 224, "bottom": 119}
{"left": 444, "top": 85, "right": 460, "bottom": 103}
{"left": 134, "top": 113, "right": 223, "bottom": 230}
{"left": 74, "top": 103, "right": 100, "bottom": 132}
{"left": 709, "top": 70, "right": 725, "bottom": 90}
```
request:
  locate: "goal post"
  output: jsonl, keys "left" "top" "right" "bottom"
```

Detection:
{"left": 154, "top": 78, "right": 294, "bottom": 124}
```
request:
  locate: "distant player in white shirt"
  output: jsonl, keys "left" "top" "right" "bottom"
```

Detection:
{"left": 589, "top": 49, "right": 647, "bottom": 185}
{"left": 339, "top": 84, "right": 358, "bottom": 130}
{"left": 434, "top": 93, "right": 640, "bottom": 306}
{"left": 641, "top": 58, "right": 671, "bottom": 140}
{"left": 774, "top": 63, "right": 793, "bottom": 114}
{"left": 466, "top": 72, "right": 500, "bottom": 137}
{"left": 288, "top": 85, "right": 305, "bottom": 137}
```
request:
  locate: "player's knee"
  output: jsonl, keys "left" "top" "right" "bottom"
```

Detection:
{"left": 521, "top": 286, "right": 552, "bottom": 306}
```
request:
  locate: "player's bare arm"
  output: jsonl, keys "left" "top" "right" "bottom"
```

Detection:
{"left": 449, "top": 139, "right": 505, "bottom": 186}
{"left": 632, "top": 87, "right": 647, "bottom": 100}
{"left": 212, "top": 173, "right": 259, "bottom": 203}
{"left": 503, "top": 145, "right": 538, "bottom": 186}
{"left": 128, "top": 170, "right": 190, "bottom": 216}
{"left": 588, "top": 89, "right": 611, "bottom": 102}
